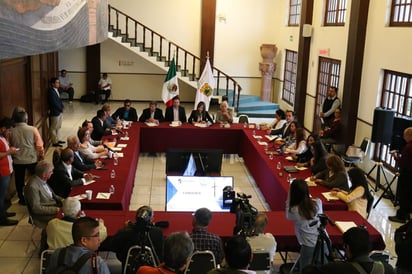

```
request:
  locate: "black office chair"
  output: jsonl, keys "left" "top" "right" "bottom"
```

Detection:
{"left": 184, "top": 250, "right": 216, "bottom": 274}
{"left": 40, "top": 249, "right": 55, "bottom": 274}
{"left": 249, "top": 251, "right": 271, "bottom": 271}
{"left": 238, "top": 114, "right": 249, "bottom": 124}
{"left": 341, "top": 137, "right": 370, "bottom": 167}
{"left": 123, "top": 245, "right": 157, "bottom": 274}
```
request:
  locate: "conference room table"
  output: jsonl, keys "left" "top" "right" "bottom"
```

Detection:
{"left": 69, "top": 124, "right": 141, "bottom": 210}
{"left": 87, "top": 210, "right": 385, "bottom": 253}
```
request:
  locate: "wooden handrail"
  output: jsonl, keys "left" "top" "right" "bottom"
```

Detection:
{"left": 108, "top": 5, "right": 242, "bottom": 111}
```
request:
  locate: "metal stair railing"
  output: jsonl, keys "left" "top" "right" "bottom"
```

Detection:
{"left": 108, "top": 5, "right": 242, "bottom": 111}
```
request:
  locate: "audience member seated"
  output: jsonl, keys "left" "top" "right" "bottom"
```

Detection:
{"left": 188, "top": 101, "right": 214, "bottom": 125}
{"left": 164, "top": 96, "right": 187, "bottom": 123}
{"left": 246, "top": 213, "right": 277, "bottom": 274}
{"left": 139, "top": 101, "right": 165, "bottom": 124}
{"left": 286, "top": 128, "right": 308, "bottom": 159}
{"left": 46, "top": 217, "right": 110, "bottom": 274}
{"left": 91, "top": 109, "right": 111, "bottom": 141}
{"left": 112, "top": 99, "right": 138, "bottom": 122}
{"left": 312, "top": 155, "right": 350, "bottom": 191}
{"left": 78, "top": 128, "right": 109, "bottom": 160}
{"left": 137, "top": 232, "right": 193, "bottom": 274}
{"left": 270, "top": 110, "right": 295, "bottom": 138}
{"left": 303, "top": 227, "right": 395, "bottom": 274}
{"left": 297, "top": 141, "right": 328, "bottom": 175}
{"left": 330, "top": 167, "right": 373, "bottom": 219}
{"left": 265, "top": 109, "right": 286, "bottom": 133}
{"left": 286, "top": 179, "right": 324, "bottom": 271}
{"left": 320, "top": 107, "right": 342, "bottom": 149}
{"left": 190, "top": 207, "right": 224, "bottom": 265}
{"left": 394, "top": 220, "right": 412, "bottom": 273}
{"left": 296, "top": 134, "right": 319, "bottom": 164}
{"left": 48, "top": 148, "right": 93, "bottom": 198}
{"left": 58, "top": 69, "right": 74, "bottom": 103}
{"left": 81, "top": 120, "right": 104, "bottom": 147}
{"left": 215, "top": 101, "right": 233, "bottom": 124}
{"left": 95, "top": 72, "right": 112, "bottom": 104}
{"left": 24, "top": 160, "right": 63, "bottom": 229}
{"left": 208, "top": 235, "right": 255, "bottom": 274}
{"left": 67, "top": 135, "right": 103, "bottom": 171}
{"left": 46, "top": 197, "right": 107, "bottom": 250}
{"left": 276, "top": 121, "right": 299, "bottom": 147}
{"left": 101, "top": 103, "right": 117, "bottom": 129}
{"left": 100, "top": 205, "right": 164, "bottom": 271}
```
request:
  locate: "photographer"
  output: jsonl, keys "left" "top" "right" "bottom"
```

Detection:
{"left": 303, "top": 227, "right": 395, "bottom": 274}
{"left": 286, "top": 179, "right": 323, "bottom": 272}
{"left": 395, "top": 220, "right": 412, "bottom": 273}
{"left": 99, "top": 206, "right": 163, "bottom": 271}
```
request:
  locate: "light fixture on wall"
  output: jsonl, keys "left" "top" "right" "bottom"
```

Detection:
{"left": 216, "top": 13, "right": 226, "bottom": 23}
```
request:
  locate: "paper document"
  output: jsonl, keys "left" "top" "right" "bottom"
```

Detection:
{"left": 111, "top": 147, "right": 122, "bottom": 152}
{"left": 265, "top": 135, "right": 281, "bottom": 142}
{"left": 72, "top": 194, "right": 87, "bottom": 200}
{"left": 96, "top": 192, "right": 111, "bottom": 199}
{"left": 305, "top": 177, "right": 317, "bottom": 187}
{"left": 117, "top": 144, "right": 127, "bottom": 148}
{"left": 322, "top": 192, "right": 340, "bottom": 201}
{"left": 335, "top": 221, "right": 357, "bottom": 233}
{"left": 253, "top": 135, "right": 262, "bottom": 139}
{"left": 83, "top": 180, "right": 95, "bottom": 186}
{"left": 145, "top": 122, "right": 158, "bottom": 127}
{"left": 120, "top": 137, "right": 130, "bottom": 141}
{"left": 115, "top": 153, "right": 124, "bottom": 158}
{"left": 258, "top": 141, "right": 268, "bottom": 146}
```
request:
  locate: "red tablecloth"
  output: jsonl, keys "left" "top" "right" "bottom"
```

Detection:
{"left": 69, "top": 124, "right": 140, "bottom": 210}
{"left": 86, "top": 210, "right": 385, "bottom": 252}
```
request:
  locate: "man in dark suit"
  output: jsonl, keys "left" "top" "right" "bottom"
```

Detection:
{"left": 112, "top": 99, "right": 138, "bottom": 122}
{"left": 164, "top": 96, "right": 187, "bottom": 123}
{"left": 270, "top": 110, "right": 296, "bottom": 138}
{"left": 24, "top": 160, "right": 63, "bottom": 229}
{"left": 139, "top": 101, "right": 164, "bottom": 124}
{"left": 91, "top": 109, "right": 111, "bottom": 141}
{"left": 48, "top": 77, "right": 65, "bottom": 147}
{"left": 48, "top": 148, "right": 92, "bottom": 198}
{"left": 67, "top": 135, "right": 103, "bottom": 171}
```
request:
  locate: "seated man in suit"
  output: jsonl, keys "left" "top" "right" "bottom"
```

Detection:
{"left": 112, "top": 99, "right": 138, "bottom": 122}
{"left": 139, "top": 101, "right": 165, "bottom": 124}
{"left": 164, "top": 96, "right": 187, "bottom": 123}
{"left": 91, "top": 109, "right": 111, "bottom": 141}
{"left": 67, "top": 135, "right": 103, "bottom": 171}
{"left": 48, "top": 148, "right": 93, "bottom": 198}
{"left": 46, "top": 197, "right": 107, "bottom": 250}
{"left": 271, "top": 110, "right": 296, "bottom": 138}
{"left": 23, "top": 160, "right": 63, "bottom": 229}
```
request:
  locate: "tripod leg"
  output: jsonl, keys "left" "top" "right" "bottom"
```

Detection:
{"left": 380, "top": 166, "right": 395, "bottom": 199}
{"left": 367, "top": 164, "right": 378, "bottom": 191}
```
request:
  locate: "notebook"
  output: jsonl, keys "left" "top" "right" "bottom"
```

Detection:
{"left": 283, "top": 165, "right": 299, "bottom": 173}
{"left": 335, "top": 221, "right": 357, "bottom": 233}
{"left": 321, "top": 192, "right": 340, "bottom": 201}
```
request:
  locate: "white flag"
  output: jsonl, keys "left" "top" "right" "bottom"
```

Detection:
{"left": 194, "top": 58, "right": 215, "bottom": 111}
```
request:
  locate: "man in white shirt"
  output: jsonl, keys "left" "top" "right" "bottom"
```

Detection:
{"left": 96, "top": 73, "right": 112, "bottom": 104}
{"left": 58, "top": 69, "right": 75, "bottom": 103}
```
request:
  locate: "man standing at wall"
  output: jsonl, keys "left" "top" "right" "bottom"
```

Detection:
{"left": 48, "top": 77, "right": 65, "bottom": 147}
{"left": 10, "top": 109, "right": 44, "bottom": 206}
{"left": 320, "top": 86, "right": 340, "bottom": 127}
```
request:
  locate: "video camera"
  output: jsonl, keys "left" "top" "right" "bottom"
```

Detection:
{"left": 230, "top": 192, "right": 258, "bottom": 237}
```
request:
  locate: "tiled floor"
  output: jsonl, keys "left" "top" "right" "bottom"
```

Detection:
{"left": 0, "top": 101, "right": 402, "bottom": 273}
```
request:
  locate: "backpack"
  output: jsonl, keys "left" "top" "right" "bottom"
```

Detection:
{"left": 350, "top": 261, "right": 385, "bottom": 274}
{"left": 52, "top": 247, "right": 98, "bottom": 274}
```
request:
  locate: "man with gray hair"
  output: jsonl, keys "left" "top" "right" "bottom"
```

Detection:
{"left": 10, "top": 107, "right": 45, "bottom": 206}
{"left": 246, "top": 212, "right": 277, "bottom": 274}
{"left": 190, "top": 207, "right": 224, "bottom": 265}
{"left": 67, "top": 135, "right": 103, "bottom": 171}
{"left": 46, "top": 197, "right": 107, "bottom": 250}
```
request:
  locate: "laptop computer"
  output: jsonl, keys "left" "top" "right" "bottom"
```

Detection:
{"left": 283, "top": 165, "right": 299, "bottom": 173}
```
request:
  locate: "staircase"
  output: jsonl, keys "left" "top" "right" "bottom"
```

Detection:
{"left": 108, "top": 5, "right": 277, "bottom": 118}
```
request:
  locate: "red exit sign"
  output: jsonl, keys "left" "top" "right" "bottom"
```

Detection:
{"left": 319, "top": 49, "right": 330, "bottom": 56}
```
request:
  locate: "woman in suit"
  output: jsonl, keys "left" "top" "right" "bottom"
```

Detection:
{"left": 188, "top": 101, "right": 213, "bottom": 124}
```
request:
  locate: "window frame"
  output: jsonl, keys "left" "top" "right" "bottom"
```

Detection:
{"left": 288, "top": 0, "right": 301, "bottom": 26}
{"left": 324, "top": 0, "right": 347, "bottom": 26}
{"left": 390, "top": 0, "right": 412, "bottom": 26}
{"left": 282, "top": 49, "right": 298, "bottom": 106}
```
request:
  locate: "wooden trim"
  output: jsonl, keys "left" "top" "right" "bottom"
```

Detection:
{"left": 200, "top": 0, "right": 216, "bottom": 69}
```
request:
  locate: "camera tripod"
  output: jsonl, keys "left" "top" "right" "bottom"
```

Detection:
{"left": 311, "top": 225, "right": 335, "bottom": 265}
{"left": 373, "top": 171, "right": 399, "bottom": 208}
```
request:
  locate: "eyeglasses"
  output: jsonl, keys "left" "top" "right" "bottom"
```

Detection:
{"left": 84, "top": 233, "right": 100, "bottom": 238}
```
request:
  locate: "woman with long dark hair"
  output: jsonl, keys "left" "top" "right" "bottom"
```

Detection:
{"left": 188, "top": 101, "right": 214, "bottom": 125}
{"left": 331, "top": 167, "right": 373, "bottom": 218}
{"left": 286, "top": 179, "right": 323, "bottom": 272}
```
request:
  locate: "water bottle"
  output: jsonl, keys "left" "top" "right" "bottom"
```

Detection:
{"left": 113, "top": 153, "right": 118, "bottom": 166}
{"left": 110, "top": 169, "right": 116, "bottom": 179}
{"left": 125, "top": 131, "right": 129, "bottom": 138}
{"left": 252, "top": 130, "right": 256, "bottom": 136}
{"left": 243, "top": 122, "right": 247, "bottom": 128}
{"left": 276, "top": 161, "right": 281, "bottom": 170}
{"left": 109, "top": 184, "right": 115, "bottom": 194}
{"left": 79, "top": 210, "right": 86, "bottom": 217}
{"left": 287, "top": 173, "right": 292, "bottom": 183}
{"left": 269, "top": 153, "right": 273, "bottom": 160}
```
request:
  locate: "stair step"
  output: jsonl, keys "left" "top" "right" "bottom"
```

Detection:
{"left": 237, "top": 109, "right": 277, "bottom": 119}
{"left": 238, "top": 101, "right": 278, "bottom": 112}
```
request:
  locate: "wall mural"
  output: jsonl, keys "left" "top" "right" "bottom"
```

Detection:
{"left": 0, "top": 0, "right": 108, "bottom": 59}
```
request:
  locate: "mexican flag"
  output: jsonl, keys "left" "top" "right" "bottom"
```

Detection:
{"left": 194, "top": 58, "right": 215, "bottom": 111}
{"left": 162, "top": 57, "right": 179, "bottom": 107}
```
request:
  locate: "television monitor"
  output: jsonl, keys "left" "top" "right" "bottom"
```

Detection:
{"left": 165, "top": 176, "right": 234, "bottom": 212}
{"left": 166, "top": 148, "right": 224, "bottom": 175}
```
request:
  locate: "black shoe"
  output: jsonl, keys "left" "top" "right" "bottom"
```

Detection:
{"left": 58, "top": 140, "right": 65, "bottom": 144}
{"left": 388, "top": 215, "right": 407, "bottom": 223}
{"left": 6, "top": 212, "right": 16, "bottom": 217}
{"left": 18, "top": 200, "right": 26, "bottom": 206}
{"left": 0, "top": 219, "right": 18, "bottom": 226}
{"left": 52, "top": 143, "right": 63, "bottom": 147}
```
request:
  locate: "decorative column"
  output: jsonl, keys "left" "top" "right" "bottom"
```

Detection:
{"left": 259, "top": 44, "right": 277, "bottom": 102}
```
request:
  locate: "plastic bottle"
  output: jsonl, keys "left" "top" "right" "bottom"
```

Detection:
{"left": 110, "top": 169, "right": 116, "bottom": 179}
{"left": 243, "top": 122, "right": 247, "bottom": 128}
{"left": 252, "top": 130, "right": 256, "bottom": 136}
{"left": 125, "top": 131, "right": 129, "bottom": 138}
{"left": 113, "top": 153, "right": 118, "bottom": 166}
{"left": 276, "top": 161, "right": 281, "bottom": 170}
{"left": 287, "top": 173, "right": 292, "bottom": 183}
{"left": 109, "top": 184, "right": 115, "bottom": 194}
